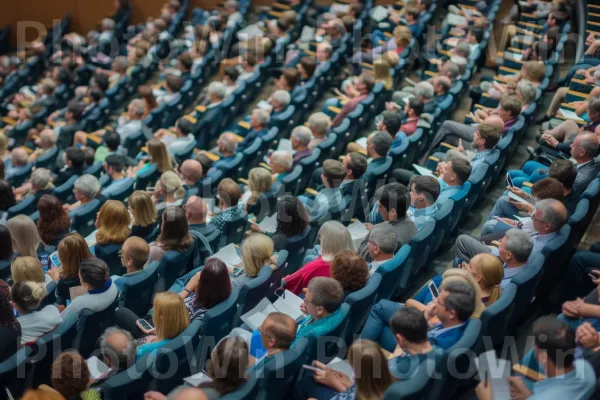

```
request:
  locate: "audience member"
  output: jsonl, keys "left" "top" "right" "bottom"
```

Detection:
{"left": 0, "top": 280, "right": 21, "bottom": 361}
{"left": 12, "top": 281, "right": 61, "bottom": 344}
{"left": 149, "top": 206, "right": 193, "bottom": 263}
{"left": 36, "top": 195, "right": 71, "bottom": 246}
{"left": 128, "top": 190, "right": 158, "bottom": 239}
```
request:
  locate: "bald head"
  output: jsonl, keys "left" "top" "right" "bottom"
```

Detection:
{"left": 167, "top": 387, "right": 208, "bottom": 400}
{"left": 533, "top": 198, "right": 567, "bottom": 235}
{"left": 262, "top": 312, "right": 297, "bottom": 351}
{"left": 484, "top": 115, "right": 505, "bottom": 131}
{"left": 38, "top": 128, "right": 57, "bottom": 148}
{"left": 11, "top": 148, "right": 28, "bottom": 166}
{"left": 218, "top": 132, "right": 238, "bottom": 156}
{"left": 99, "top": 327, "right": 135, "bottom": 371}
{"left": 185, "top": 195, "right": 207, "bottom": 224}
{"left": 572, "top": 132, "right": 599, "bottom": 162}
{"left": 180, "top": 159, "right": 203, "bottom": 184}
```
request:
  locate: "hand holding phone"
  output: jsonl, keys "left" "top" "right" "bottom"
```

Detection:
{"left": 428, "top": 281, "right": 440, "bottom": 299}
{"left": 136, "top": 319, "right": 156, "bottom": 335}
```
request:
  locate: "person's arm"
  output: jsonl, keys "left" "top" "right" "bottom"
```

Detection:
{"left": 178, "top": 272, "right": 200, "bottom": 298}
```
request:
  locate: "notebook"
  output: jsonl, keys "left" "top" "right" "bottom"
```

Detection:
{"left": 86, "top": 356, "right": 110, "bottom": 380}
{"left": 258, "top": 213, "right": 277, "bottom": 233}
{"left": 412, "top": 164, "right": 435, "bottom": 177}
{"left": 236, "top": 24, "right": 265, "bottom": 41}
{"left": 507, "top": 191, "right": 529, "bottom": 205}
{"left": 242, "top": 290, "right": 306, "bottom": 330}
{"left": 209, "top": 243, "right": 242, "bottom": 269}
{"left": 347, "top": 221, "right": 369, "bottom": 241}
{"left": 476, "top": 350, "right": 511, "bottom": 400}
{"left": 558, "top": 108, "right": 584, "bottom": 122}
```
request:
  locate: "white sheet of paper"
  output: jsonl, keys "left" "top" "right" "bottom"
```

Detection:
{"left": 209, "top": 243, "right": 242, "bottom": 269}
{"left": 236, "top": 24, "right": 264, "bottom": 41}
{"left": 506, "top": 51, "right": 523, "bottom": 61}
{"left": 258, "top": 213, "right": 277, "bottom": 233}
{"left": 507, "top": 191, "right": 529, "bottom": 205}
{"left": 327, "top": 357, "right": 355, "bottom": 381}
{"left": 558, "top": 108, "right": 584, "bottom": 122}
{"left": 331, "top": 3, "right": 350, "bottom": 14}
{"left": 85, "top": 230, "right": 97, "bottom": 247}
{"left": 347, "top": 221, "right": 369, "bottom": 241}
{"left": 476, "top": 350, "right": 511, "bottom": 400}
{"left": 204, "top": 197, "right": 216, "bottom": 213}
{"left": 184, "top": 371, "right": 213, "bottom": 387}
{"left": 277, "top": 138, "right": 293, "bottom": 153}
{"left": 355, "top": 137, "right": 368, "bottom": 149}
{"left": 412, "top": 164, "right": 435, "bottom": 177}
{"left": 279, "top": 290, "right": 305, "bottom": 309}
{"left": 447, "top": 14, "right": 469, "bottom": 26}
{"left": 300, "top": 26, "right": 316, "bottom": 42}
{"left": 370, "top": 5, "right": 389, "bottom": 22}
{"left": 273, "top": 297, "right": 305, "bottom": 322}
{"left": 86, "top": 356, "right": 110, "bottom": 380}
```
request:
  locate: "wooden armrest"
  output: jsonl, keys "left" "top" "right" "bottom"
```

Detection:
{"left": 499, "top": 66, "right": 519, "bottom": 74}
{"left": 328, "top": 106, "right": 342, "bottom": 113}
{"left": 268, "top": 10, "right": 283, "bottom": 17}
{"left": 424, "top": 70, "right": 436, "bottom": 77}
{"left": 586, "top": 29, "right": 600, "bottom": 35}
{"left": 566, "top": 89, "right": 590, "bottom": 99}
{"left": 183, "top": 115, "right": 197, "bottom": 124}
{"left": 259, "top": 163, "right": 272, "bottom": 171}
{"left": 232, "top": 134, "right": 245, "bottom": 142}
{"left": 522, "top": 182, "right": 533, "bottom": 188}
{"left": 428, "top": 156, "right": 440, "bottom": 162}
{"left": 199, "top": 150, "right": 220, "bottom": 161}
{"left": 48, "top": 121, "right": 56, "bottom": 128}
{"left": 519, "top": 21, "right": 542, "bottom": 29}
{"left": 141, "top": 146, "right": 148, "bottom": 153}
{"left": 512, "top": 364, "right": 545, "bottom": 382}
{"left": 273, "top": 2, "right": 291, "bottom": 9}
{"left": 1, "top": 117, "right": 16, "bottom": 126}
{"left": 590, "top": 21, "right": 600, "bottom": 27}
{"left": 238, "top": 121, "right": 251, "bottom": 129}
{"left": 560, "top": 104, "right": 577, "bottom": 111}
{"left": 514, "top": 29, "right": 539, "bottom": 39}
{"left": 507, "top": 47, "right": 524, "bottom": 54}
{"left": 440, "top": 142, "right": 457, "bottom": 150}
{"left": 356, "top": 146, "right": 367, "bottom": 155}
{"left": 496, "top": 51, "right": 505, "bottom": 57}
{"left": 521, "top": 12, "right": 535, "bottom": 18}
{"left": 439, "top": 49, "right": 452, "bottom": 58}
{"left": 361, "top": 62, "right": 374, "bottom": 69}
{"left": 383, "top": 32, "right": 393, "bottom": 38}
{"left": 493, "top": 75, "right": 511, "bottom": 83}
{"left": 305, "top": 188, "right": 318, "bottom": 196}
{"left": 590, "top": 4, "right": 600, "bottom": 9}
{"left": 304, "top": 50, "right": 316, "bottom": 56}
{"left": 238, "top": 178, "right": 249, "bottom": 185}
{"left": 195, "top": 105, "right": 207, "bottom": 113}
{"left": 87, "top": 134, "right": 103, "bottom": 144}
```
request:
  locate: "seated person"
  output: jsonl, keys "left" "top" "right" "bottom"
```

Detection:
{"left": 54, "top": 101, "right": 86, "bottom": 151}
{"left": 208, "top": 178, "right": 245, "bottom": 235}
{"left": 152, "top": 171, "right": 185, "bottom": 211}
{"left": 408, "top": 175, "right": 440, "bottom": 231}
{"left": 300, "top": 159, "right": 346, "bottom": 222}
{"left": 208, "top": 132, "right": 238, "bottom": 174}
{"left": 14, "top": 168, "right": 54, "bottom": 204}
{"left": 307, "top": 112, "right": 332, "bottom": 149}
{"left": 155, "top": 74, "right": 183, "bottom": 104}
{"left": 26, "top": 128, "right": 58, "bottom": 165}
{"left": 113, "top": 236, "right": 150, "bottom": 289}
{"left": 179, "top": 159, "right": 203, "bottom": 197}
{"left": 91, "top": 327, "right": 136, "bottom": 386}
{"left": 102, "top": 155, "right": 135, "bottom": 198}
{"left": 237, "top": 109, "right": 270, "bottom": 152}
{"left": 184, "top": 196, "right": 218, "bottom": 238}
{"left": 12, "top": 281, "right": 61, "bottom": 344}
{"left": 497, "top": 229, "right": 534, "bottom": 288}
{"left": 363, "top": 131, "right": 393, "bottom": 181}
{"left": 399, "top": 97, "right": 425, "bottom": 137}
{"left": 268, "top": 150, "right": 293, "bottom": 184}
{"left": 484, "top": 61, "right": 546, "bottom": 101}
{"left": 5, "top": 148, "right": 31, "bottom": 182}
{"left": 290, "top": 126, "right": 313, "bottom": 168}
{"left": 248, "top": 312, "right": 297, "bottom": 375}
{"left": 154, "top": 117, "right": 195, "bottom": 156}
{"left": 65, "top": 174, "right": 103, "bottom": 212}
{"left": 365, "top": 224, "right": 397, "bottom": 274}
{"left": 54, "top": 147, "right": 86, "bottom": 187}
{"left": 330, "top": 73, "right": 376, "bottom": 128}
{"left": 472, "top": 80, "right": 537, "bottom": 122}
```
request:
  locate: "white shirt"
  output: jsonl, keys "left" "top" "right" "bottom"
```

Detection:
{"left": 17, "top": 305, "right": 62, "bottom": 344}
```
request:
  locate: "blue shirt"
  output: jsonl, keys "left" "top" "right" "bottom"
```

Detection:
{"left": 531, "top": 232, "right": 558, "bottom": 263}
{"left": 408, "top": 204, "right": 438, "bottom": 231}
{"left": 500, "top": 264, "right": 526, "bottom": 289}
{"left": 308, "top": 188, "right": 343, "bottom": 221}
{"left": 471, "top": 149, "right": 492, "bottom": 170}
{"left": 529, "top": 360, "right": 596, "bottom": 400}
{"left": 103, "top": 177, "right": 135, "bottom": 199}
{"left": 391, "top": 131, "right": 408, "bottom": 149}
{"left": 293, "top": 308, "right": 345, "bottom": 347}
{"left": 427, "top": 321, "right": 467, "bottom": 350}
{"left": 136, "top": 339, "right": 170, "bottom": 359}
{"left": 436, "top": 179, "right": 463, "bottom": 205}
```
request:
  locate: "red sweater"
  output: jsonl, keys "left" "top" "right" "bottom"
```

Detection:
{"left": 284, "top": 257, "right": 331, "bottom": 295}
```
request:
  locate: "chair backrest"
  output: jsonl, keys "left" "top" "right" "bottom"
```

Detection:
{"left": 94, "top": 243, "right": 125, "bottom": 276}
{"left": 448, "top": 181, "right": 472, "bottom": 233}
{"left": 266, "top": 253, "right": 287, "bottom": 301}
{"left": 479, "top": 283, "right": 517, "bottom": 349}
{"left": 382, "top": 359, "right": 437, "bottom": 400}
{"left": 219, "top": 211, "right": 249, "bottom": 248}
{"left": 134, "top": 163, "right": 160, "bottom": 190}
{"left": 431, "top": 199, "right": 454, "bottom": 254}
{"left": 201, "top": 289, "right": 240, "bottom": 343}
{"left": 70, "top": 199, "right": 101, "bottom": 238}
{"left": 83, "top": 161, "right": 104, "bottom": 178}
{"left": 568, "top": 199, "right": 590, "bottom": 247}
{"left": 119, "top": 261, "right": 160, "bottom": 316}
{"left": 508, "top": 254, "right": 545, "bottom": 328}
{"left": 98, "top": 353, "right": 155, "bottom": 400}
{"left": 341, "top": 274, "right": 382, "bottom": 345}
{"left": 400, "top": 219, "right": 436, "bottom": 291}
{"left": 304, "top": 303, "right": 350, "bottom": 363}
{"left": 536, "top": 224, "right": 572, "bottom": 296}
{"left": 234, "top": 266, "right": 273, "bottom": 326}
{"left": 52, "top": 174, "right": 79, "bottom": 203}
{"left": 282, "top": 228, "right": 311, "bottom": 275}
{"left": 35, "top": 146, "right": 59, "bottom": 169}
{"left": 75, "top": 297, "right": 119, "bottom": 358}
{"left": 255, "top": 339, "right": 308, "bottom": 400}
{"left": 364, "top": 156, "right": 393, "bottom": 199}
{"left": 156, "top": 245, "right": 195, "bottom": 292}
{"left": 374, "top": 245, "right": 412, "bottom": 301}
{"left": 221, "top": 375, "right": 260, "bottom": 400}
{"left": 7, "top": 195, "right": 36, "bottom": 218}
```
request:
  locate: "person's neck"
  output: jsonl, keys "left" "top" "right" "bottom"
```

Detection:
{"left": 296, "top": 145, "right": 308, "bottom": 153}
{"left": 546, "top": 362, "right": 575, "bottom": 379}
{"left": 441, "top": 318, "right": 462, "bottom": 329}
{"left": 81, "top": 197, "right": 91, "bottom": 205}
{"left": 111, "top": 172, "right": 125, "bottom": 180}
{"left": 165, "top": 193, "right": 177, "bottom": 203}
{"left": 446, "top": 179, "right": 461, "bottom": 187}
{"left": 577, "top": 156, "right": 593, "bottom": 165}
{"left": 343, "top": 176, "right": 355, "bottom": 182}
{"left": 222, "top": 151, "right": 233, "bottom": 158}
{"left": 188, "top": 217, "right": 206, "bottom": 225}
{"left": 413, "top": 200, "right": 428, "bottom": 210}
{"left": 506, "top": 260, "right": 526, "bottom": 269}
{"left": 373, "top": 253, "right": 393, "bottom": 262}
{"left": 404, "top": 341, "right": 433, "bottom": 356}
{"left": 265, "top": 347, "right": 284, "bottom": 357}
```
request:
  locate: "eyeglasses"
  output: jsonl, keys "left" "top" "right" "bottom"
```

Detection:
{"left": 118, "top": 249, "right": 128, "bottom": 260}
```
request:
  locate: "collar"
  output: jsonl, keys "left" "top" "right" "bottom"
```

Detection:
{"left": 503, "top": 264, "right": 525, "bottom": 278}
{"left": 429, "top": 321, "right": 467, "bottom": 336}
{"left": 577, "top": 160, "right": 593, "bottom": 169}
{"left": 88, "top": 279, "right": 113, "bottom": 294}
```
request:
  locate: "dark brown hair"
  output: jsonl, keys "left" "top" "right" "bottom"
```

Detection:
{"left": 330, "top": 250, "right": 369, "bottom": 291}
{"left": 37, "top": 195, "right": 71, "bottom": 245}
{"left": 51, "top": 351, "right": 90, "bottom": 398}
{"left": 194, "top": 258, "right": 232, "bottom": 309}
{"left": 158, "top": 207, "right": 193, "bottom": 252}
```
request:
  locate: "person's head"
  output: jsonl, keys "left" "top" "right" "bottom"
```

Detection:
{"left": 103, "top": 131, "right": 121, "bottom": 153}
{"left": 206, "top": 337, "right": 249, "bottom": 395}
{"left": 587, "top": 97, "right": 600, "bottom": 123}
{"left": 0, "top": 180, "right": 15, "bottom": 211}
{"left": 367, "top": 223, "right": 398, "bottom": 262}
{"left": 276, "top": 69, "right": 298, "bottom": 92}
{"left": 357, "top": 73, "right": 376, "bottom": 95}
{"left": 347, "top": 340, "right": 394, "bottom": 400}
{"left": 165, "top": 74, "right": 183, "bottom": 93}
{"left": 405, "top": 6, "right": 420, "bottom": 22}
{"left": 330, "top": 250, "right": 369, "bottom": 292}
{"left": 473, "top": 123, "right": 501, "bottom": 151}
{"left": 8, "top": 215, "right": 40, "bottom": 258}
{"left": 21, "top": 390, "right": 64, "bottom": 400}
{"left": 0, "top": 225, "right": 12, "bottom": 261}
{"left": 375, "top": 182, "right": 410, "bottom": 221}
{"left": 435, "top": 279, "right": 476, "bottom": 326}
{"left": 290, "top": 126, "right": 312, "bottom": 151}
{"left": 547, "top": 159, "right": 577, "bottom": 193}
{"left": 570, "top": 132, "right": 599, "bottom": 163}
{"left": 128, "top": 190, "right": 157, "bottom": 228}
{"left": 98, "top": 327, "right": 135, "bottom": 371}
{"left": 318, "top": 221, "right": 354, "bottom": 261}
{"left": 433, "top": 76, "right": 452, "bottom": 97}
{"left": 409, "top": 175, "right": 440, "bottom": 208}
{"left": 222, "top": 65, "right": 240, "bottom": 85}
{"left": 374, "top": 59, "right": 392, "bottom": 87}
{"left": 120, "top": 236, "right": 149, "bottom": 273}
{"left": 321, "top": 159, "right": 346, "bottom": 188}
{"left": 217, "top": 178, "right": 242, "bottom": 209}
{"left": 377, "top": 111, "right": 402, "bottom": 135}
{"left": 250, "top": 109, "right": 270, "bottom": 131}
{"left": 498, "top": 228, "right": 533, "bottom": 266}
{"left": 128, "top": 98, "right": 146, "bottom": 120}
{"left": 259, "top": 312, "right": 297, "bottom": 352}
{"left": 217, "top": 132, "right": 238, "bottom": 156}
{"left": 152, "top": 292, "right": 190, "bottom": 340}
{"left": 523, "top": 61, "right": 545, "bottom": 83}
{"left": 73, "top": 174, "right": 101, "bottom": 203}
{"left": 390, "top": 307, "right": 430, "bottom": 349}
{"left": 455, "top": 40, "right": 471, "bottom": 59}
{"left": 58, "top": 233, "right": 92, "bottom": 278}
{"left": 175, "top": 118, "right": 194, "bottom": 139}
{"left": 38, "top": 128, "right": 57, "bottom": 149}
{"left": 158, "top": 170, "right": 185, "bottom": 201}
{"left": 414, "top": 81, "right": 434, "bottom": 102}
{"left": 158, "top": 206, "right": 193, "bottom": 251}
{"left": 297, "top": 56, "right": 316, "bottom": 80}
{"left": 463, "top": 254, "right": 503, "bottom": 305}
{"left": 532, "top": 198, "right": 567, "bottom": 235}
{"left": 275, "top": 196, "right": 309, "bottom": 237}
{"left": 404, "top": 97, "right": 424, "bottom": 120}
{"left": 95, "top": 200, "right": 131, "bottom": 245}
{"left": 442, "top": 157, "right": 471, "bottom": 186}
{"left": 65, "top": 101, "right": 85, "bottom": 122}
{"left": 184, "top": 196, "right": 208, "bottom": 224}
{"left": 307, "top": 112, "right": 331, "bottom": 138}
{"left": 440, "top": 61, "right": 460, "bottom": 80}
{"left": 269, "top": 151, "right": 293, "bottom": 175}
{"left": 177, "top": 52, "right": 193, "bottom": 73}
{"left": 466, "top": 25, "right": 484, "bottom": 43}
{"left": 367, "top": 131, "right": 393, "bottom": 158}
{"left": 193, "top": 258, "right": 232, "bottom": 310}
{"left": 36, "top": 194, "right": 70, "bottom": 245}
{"left": 530, "top": 177, "right": 565, "bottom": 203}
{"left": 241, "top": 234, "right": 274, "bottom": 277}
{"left": 343, "top": 152, "right": 368, "bottom": 180}
{"left": 498, "top": 95, "right": 522, "bottom": 122}
{"left": 10, "top": 147, "right": 28, "bottom": 167}
{"left": 147, "top": 139, "right": 172, "bottom": 173}
{"left": 247, "top": 167, "right": 272, "bottom": 205}
{"left": 10, "top": 257, "right": 45, "bottom": 284}
{"left": 78, "top": 257, "right": 109, "bottom": 291}
{"left": 51, "top": 351, "right": 91, "bottom": 398}
{"left": 207, "top": 81, "right": 226, "bottom": 103}
{"left": 316, "top": 42, "right": 333, "bottom": 63}
{"left": 532, "top": 316, "right": 576, "bottom": 373}
{"left": 104, "top": 154, "right": 126, "bottom": 178}
{"left": 392, "top": 25, "right": 412, "bottom": 48}
{"left": 305, "top": 277, "right": 344, "bottom": 320}
{"left": 179, "top": 159, "right": 203, "bottom": 186}
{"left": 64, "top": 147, "right": 85, "bottom": 170}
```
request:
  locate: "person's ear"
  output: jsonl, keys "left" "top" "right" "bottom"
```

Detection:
{"left": 395, "top": 333, "right": 405, "bottom": 346}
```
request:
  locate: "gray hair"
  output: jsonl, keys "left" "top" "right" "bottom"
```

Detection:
{"left": 588, "top": 97, "right": 600, "bottom": 116}
{"left": 369, "top": 223, "right": 398, "bottom": 254}
{"left": 208, "top": 81, "right": 227, "bottom": 100}
{"left": 31, "top": 168, "right": 53, "bottom": 191}
{"left": 39, "top": 130, "right": 57, "bottom": 147}
{"left": 414, "top": 81, "right": 434, "bottom": 100}
{"left": 445, "top": 62, "right": 460, "bottom": 79}
{"left": 504, "top": 228, "right": 533, "bottom": 263}
{"left": 535, "top": 199, "right": 567, "bottom": 232}
{"left": 308, "top": 112, "right": 331, "bottom": 135}
{"left": 330, "top": 19, "right": 346, "bottom": 36}
{"left": 319, "top": 221, "right": 354, "bottom": 259}
{"left": 307, "top": 277, "right": 344, "bottom": 313}
{"left": 102, "top": 18, "right": 116, "bottom": 31}
{"left": 579, "top": 132, "right": 600, "bottom": 157}
{"left": 456, "top": 41, "right": 471, "bottom": 58}
{"left": 441, "top": 280, "right": 476, "bottom": 322}
{"left": 130, "top": 99, "right": 146, "bottom": 117}
{"left": 99, "top": 327, "right": 136, "bottom": 370}
{"left": 291, "top": 126, "right": 313, "bottom": 146}
{"left": 11, "top": 148, "right": 28, "bottom": 166}
{"left": 594, "top": 68, "right": 600, "bottom": 80}
{"left": 114, "top": 56, "right": 129, "bottom": 71}
{"left": 272, "top": 90, "right": 291, "bottom": 108}
{"left": 517, "top": 79, "right": 537, "bottom": 105}
{"left": 371, "top": 131, "right": 393, "bottom": 157}
{"left": 318, "top": 42, "right": 333, "bottom": 56}
{"left": 74, "top": 174, "right": 102, "bottom": 199}
{"left": 270, "top": 150, "right": 293, "bottom": 170}
{"left": 220, "top": 133, "right": 238, "bottom": 153}
{"left": 252, "top": 109, "right": 270, "bottom": 126}
{"left": 450, "top": 55, "right": 468, "bottom": 74}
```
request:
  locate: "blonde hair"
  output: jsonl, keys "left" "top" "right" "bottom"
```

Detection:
{"left": 147, "top": 139, "right": 172, "bottom": 173}
{"left": 128, "top": 190, "right": 157, "bottom": 227}
{"left": 348, "top": 340, "right": 395, "bottom": 400}
{"left": 153, "top": 292, "right": 190, "bottom": 340}
{"left": 441, "top": 269, "right": 485, "bottom": 319}
{"left": 0, "top": 132, "right": 8, "bottom": 155}
{"left": 8, "top": 215, "right": 41, "bottom": 258}
{"left": 382, "top": 51, "right": 400, "bottom": 68}
{"left": 319, "top": 221, "right": 354, "bottom": 261}
{"left": 470, "top": 254, "right": 504, "bottom": 306}
{"left": 247, "top": 167, "right": 272, "bottom": 205}
{"left": 374, "top": 59, "right": 393, "bottom": 90}
{"left": 22, "top": 389, "right": 65, "bottom": 400}
{"left": 95, "top": 200, "right": 131, "bottom": 245}
{"left": 58, "top": 233, "right": 92, "bottom": 278}
{"left": 11, "top": 281, "right": 46, "bottom": 312}
{"left": 159, "top": 170, "right": 185, "bottom": 200}
{"left": 393, "top": 25, "right": 412, "bottom": 48}
{"left": 241, "top": 233, "right": 274, "bottom": 277}
{"left": 524, "top": 61, "right": 545, "bottom": 83}
{"left": 11, "top": 257, "right": 45, "bottom": 284}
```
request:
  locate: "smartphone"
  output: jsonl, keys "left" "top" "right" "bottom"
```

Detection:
{"left": 50, "top": 252, "right": 61, "bottom": 268}
{"left": 302, "top": 364, "right": 322, "bottom": 372}
{"left": 506, "top": 173, "right": 514, "bottom": 188}
{"left": 428, "top": 281, "right": 440, "bottom": 299}
{"left": 136, "top": 319, "right": 156, "bottom": 334}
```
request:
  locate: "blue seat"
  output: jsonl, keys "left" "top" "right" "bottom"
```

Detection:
{"left": 52, "top": 174, "right": 79, "bottom": 204}
{"left": 535, "top": 225, "right": 572, "bottom": 298}
{"left": 373, "top": 245, "right": 412, "bottom": 301}
{"left": 507, "top": 254, "right": 545, "bottom": 329}
{"left": 94, "top": 243, "right": 124, "bottom": 277}
{"left": 98, "top": 353, "right": 155, "bottom": 399}
{"left": 464, "top": 163, "right": 489, "bottom": 213}
{"left": 447, "top": 181, "right": 472, "bottom": 234}
{"left": 282, "top": 228, "right": 311, "bottom": 275}
{"left": 155, "top": 245, "right": 196, "bottom": 292}
{"left": 70, "top": 199, "right": 102, "bottom": 238}
{"left": 135, "top": 163, "right": 160, "bottom": 190}
{"left": 478, "top": 282, "right": 517, "bottom": 350}
{"left": 568, "top": 199, "right": 590, "bottom": 248}
{"left": 172, "top": 139, "right": 197, "bottom": 164}
{"left": 218, "top": 211, "right": 249, "bottom": 249}
{"left": 400, "top": 219, "right": 436, "bottom": 291}
{"left": 83, "top": 161, "right": 104, "bottom": 178}
{"left": 303, "top": 303, "right": 350, "bottom": 365}
{"left": 7, "top": 195, "right": 36, "bottom": 218}
{"left": 254, "top": 339, "right": 308, "bottom": 400}
{"left": 364, "top": 156, "right": 393, "bottom": 200}
{"left": 105, "top": 179, "right": 135, "bottom": 202}
{"left": 0, "top": 347, "right": 33, "bottom": 399}
{"left": 221, "top": 375, "right": 260, "bottom": 400}
{"left": 389, "top": 136, "right": 410, "bottom": 171}
{"left": 341, "top": 274, "right": 381, "bottom": 346}
{"left": 294, "top": 149, "right": 322, "bottom": 195}
{"left": 266, "top": 252, "right": 287, "bottom": 301}
{"left": 7, "top": 163, "right": 33, "bottom": 187}
{"left": 275, "top": 166, "right": 303, "bottom": 196}
{"left": 74, "top": 298, "right": 119, "bottom": 358}
{"left": 382, "top": 359, "right": 437, "bottom": 400}
{"left": 234, "top": 266, "right": 273, "bottom": 326}
{"left": 118, "top": 261, "right": 159, "bottom": 316}
{"left": 40, "top": 280, "right": 57, "bottom": 309}
{"left": 123, "top": 129, "right": 147, "bottom": 158}
{"left": 246, "top": 189, "right": 277, "bottom": 222}
{"left": 34, "top": 146, "right": 59, "bottom": 169}
{"left": 430, "top": 199, "right": 454, "bottom": 255}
